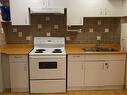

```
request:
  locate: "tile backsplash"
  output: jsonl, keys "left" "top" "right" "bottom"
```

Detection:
{"left": 67, "top": 17, "right": 121, "bottom": 44}
{"left": 2, "top": 15, "right": 121, "bottom": 44}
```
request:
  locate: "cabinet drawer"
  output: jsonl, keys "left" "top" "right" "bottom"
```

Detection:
{"left": 68, "top": 55, "right": 85, "bottom": 61}
{"left": 30, "top": 80, "right": 66, "bottom": 93}
{"left": 85, "top": 54, "right": 126, "bottom": 61}
{"left": 9, "top": 55, "right": 28, "bottom": 62}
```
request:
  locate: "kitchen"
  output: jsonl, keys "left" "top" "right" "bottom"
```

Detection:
{"left": 0, "top": 0, "right": 127, "bottom": 95}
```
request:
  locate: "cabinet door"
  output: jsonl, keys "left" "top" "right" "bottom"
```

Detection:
{"left": 123, "top": 0, "right": 127, "bottom": 16}
{"left": 103, "top": 0, "right": 122, "bottom": 17}
{"left": 10, "top": 62, "right": 28, "bottom": 92}
{"left": 68, "top": 61, "right": 84, "bottom": 90}
{"left": 104, "top": 61, "right": 125, "bottom": 88}
{"left": 121, "top": 23, "right": 127, "bottom": 51}
{"left": 66, "top": 0, "right": 84, "bottom": 25}
{"left": 83, "top": 0, "right": 104, "bottom": 17}
{"left": 10, "top": 0, "right": 30, "bottom": 25}
{"left": 0, "top": 53, "right": 3, "bottom": 92}
{"left": 84, "top": 62, "right": 104, "bottom": 89}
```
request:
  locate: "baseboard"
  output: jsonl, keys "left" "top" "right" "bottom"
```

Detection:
{"left": 68, "top": 85, "right": 124, "bottom": 91}
{"left": 11, "top": 88, "right": 29, "bottom": 92}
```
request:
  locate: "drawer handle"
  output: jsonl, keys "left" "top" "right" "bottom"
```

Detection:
{"left": 14, "top": 56, "right": 23, "bottom": 58}
{"left": 73, "top": 56, "right": 80, "bottom": 57}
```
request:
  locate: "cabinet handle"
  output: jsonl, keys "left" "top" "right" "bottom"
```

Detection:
{"left": 105, "top": 8, "right": 107, "bottom": 16}
{"left": 47, "top": 0, "right": 49, "bottom": 7}
{"left": 24, "top": 64, "right": 27, "bottom": 71}
{"left": 100, "top": 8, "right": 103, "bottom": 16}
{"left": 14, "top": 56, "right": 22, "bottom": 58}
{"left": 102, "top": 63, "right": 104, "bottom": 70}
{"left": 82, "top": 64, "right": 84, "bottom": 70}
{"left": 73, "top": 56, "right": 80, "bottom": 58}
{"left": 105, "top": 63, "right": 109, "bottom": 69}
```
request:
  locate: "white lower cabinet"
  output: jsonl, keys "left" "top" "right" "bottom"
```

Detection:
{"left": 84, "top": 60, "right": 125, "bottom": 90}
{"left": 68, "top": 54, "right": 126, "bottom": 90}
{"left": 84, "top": 62, "right": 104, "bottom": 90}
{"left": 68, "top": 61, "right": 84, "bottom": 90}
{"left": 9, "top": 55, "right": 28, "bottom": 92}
{"left": 0, "top": 53, "right": 4, "bottom": 93}
{"left": 104, "top": 61, "right": 125, "bottom": 89}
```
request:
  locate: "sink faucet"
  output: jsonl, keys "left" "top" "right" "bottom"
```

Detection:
{"left": 96, "top": 40, "right": 101, "bottom": 49}
{"left": 96, "top": 36, "right": 101, "bottom": 49}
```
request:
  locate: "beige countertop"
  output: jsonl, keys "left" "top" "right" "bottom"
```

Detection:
{"left": 0, "top": 44, "right": 126, "bottom": 55}
{"left": 65, "top": 44, "right": 127, "bottom": 55}
{"left": 0, "top": 44, "right": 33, "bottom": 54}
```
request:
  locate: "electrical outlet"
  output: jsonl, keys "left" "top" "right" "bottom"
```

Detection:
{"left": 97, "top": 36, "right": 101, "bottom": 41}
{"left": 105, "top": 28, "right": 109, "bottom": 33}
{"left": 46, "top": 32, "right": 51, "bottom": 37}
{"left": 78, "top": 29, "right": 82, "bottom": 33}
{"left": 37, "top": 24, "right": 42, "bottom": 29}
{"left": 66, "top": 36, "right": 70, "bottom": 41}
{"left": 89, "top": 28, "right": 93, "bottom": 32}
{"left": 18, "top": 32, "right": 22, "bottom": 37}
{"left": 97, "top": 20, "right": 101, "bottom": 25}
{"left": 26, "top": 36, "right": 31, "bottom": 41}
{"left": 45, "top": 16, "right": 50, "bottom": 21}
{"left": 13, "top": 28, "right": 17, "bottom": 32}
{"left": 54, "top": 25, "right": 59, "bottom": 29}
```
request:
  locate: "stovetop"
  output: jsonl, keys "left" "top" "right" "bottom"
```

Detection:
{"left": 29, "top": 47, "right": 66, "bottom": 56}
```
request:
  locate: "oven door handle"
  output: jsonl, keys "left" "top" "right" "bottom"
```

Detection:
{"left": 29, "top": 56, "right": 66, "bottom": 59}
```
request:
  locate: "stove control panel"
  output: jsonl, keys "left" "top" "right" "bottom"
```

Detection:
{"left": 34, "top": 37, "right": 65, "bottom": 45}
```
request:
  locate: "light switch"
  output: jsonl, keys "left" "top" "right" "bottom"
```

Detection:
{"left": 97, "top": 36, "right": 101, "bottom": 41}
{"left": 13, "top": 28, "right": 17, "bottom": 32}
{"left": 89, "top": 28, "right": 93, "bottom": 32}
{"left": 37, "top": 24, "right": 42, "bottom": 29}
{"left": 18, "top": 32, "right": 22, "bottom": 37}
{"left": 66, "top": 36, "right": 70, "bottom": 41}
{"left": 46, "top": 32, "right": 51, "bottom": 37}
{"left": 78, "top": 29, "right": 82, "bottom": 33}
{"left": 104, "top": 28, "right": 109, "bottom": 33}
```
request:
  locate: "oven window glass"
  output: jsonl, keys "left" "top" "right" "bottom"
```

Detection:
{"left": 39, "top": 62, "right": 57, "bottom": 69}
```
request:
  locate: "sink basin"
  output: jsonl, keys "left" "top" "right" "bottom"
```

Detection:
{"left": 83, "top": 48, "right": 118, "bottom": 52}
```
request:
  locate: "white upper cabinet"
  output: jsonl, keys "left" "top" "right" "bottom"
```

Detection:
{"left": 83, "top": 0, "right": 122, "bottom": 17}
{"left": 28, "top": 0, "right": 65, "bottom": 8}
{"left": 10, "top": 0, "right": 65, "bottom": 25}
{"left": 102, "top": 0, "right": 122, "bottom": 17}
{"left": 10, "top": 0, "right": 30, "bottom": 25}
{"left": 66, "top": 0, "right": 123, "bottom": 25}
{"left": 66, "top": 0, "right": 84, "bottom": 25}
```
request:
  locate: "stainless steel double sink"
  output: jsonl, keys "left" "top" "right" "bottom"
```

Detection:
{"left": 83, "top": 48, "right": 118, "bottom": 52}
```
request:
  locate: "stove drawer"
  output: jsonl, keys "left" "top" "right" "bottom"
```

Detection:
{"left": 30, "top": 80, "right": 66, "bottom": 93}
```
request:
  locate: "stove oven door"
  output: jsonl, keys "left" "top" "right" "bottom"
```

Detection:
{"left": 29, "top": 56, "right": 66, "bottom": 79}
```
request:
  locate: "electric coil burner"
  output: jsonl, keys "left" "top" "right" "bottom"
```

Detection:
{"left": 52, "top": 49, "right": 62, "bottom": 53}
{"left": 35, "top": 49, "right": 46, "bottom": 53}
{"left": 29, "top": 37, "right": 66, "bottom": 93}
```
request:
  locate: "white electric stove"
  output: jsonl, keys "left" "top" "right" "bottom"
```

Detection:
{"left": 29, "top": 37, "right": 66, "bottom": 93}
